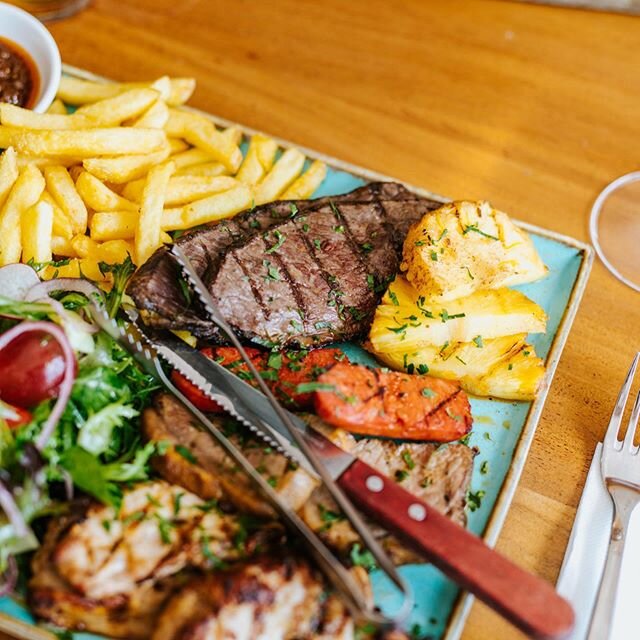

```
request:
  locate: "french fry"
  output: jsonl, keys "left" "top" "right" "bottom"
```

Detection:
{"left": 0, "top": 147, "right": 19, "bottom": 210}
{"left": 98, "top": 239, "right": 135, "bottom": 264}
{"left": 165, "top": 78, "right": 196, "bottom": 106}
{"left": 123, "top": 175, "right": 238, "bottom": 206}
{"left": 236, "top": 134, "right": 278, "bottom": 185}
{"left": 281, "top": 160, "right": 327, "bottom": 199}
{"left": 57, "top": 76, "right": 195, "bottom": 106}
{"left": 132, "top": 100, "right": 170, "bottom": 129}
{"left": 89, "top": 210, "right": 137, "bottom": 241}
{"left": 168, "top": 138, "right": 190, "bottom": 154}
{"left": 175, "top": 162, "right": 228, "bottom": 178}
{"left": 41, "top": 191, "right": 74, "bottom": 239}
{"left": 76, "top": 170, "right": 139, "bottom": 212}
{"left": 160, "top": 231, "right": 173, "bottom": 244}
{"left": 0, "top": 164, "right": 45, "bottom": 265}
{"left": 165, "top": 109, "right": 242, "bottom": 172}
{"left": 47, "top": 99, "right": 68, "bottom": 115}
{"left": 41, "top": 258, "right": 81, "bottom": 280}
{"left": 75, "top": 89, "right": 160, "bottom": 126}
{"left": 83, "top": 143, "right": 171, "bottom": 184}
{"left": 22, "top": 200, "right": 53, "bottom": 263}
{"left": 17, "top": 156, "right": 81, "bottom": 169}
{"left": 150, "top": 77, "right": 172, "bottom": 102}
{"left": 68, "top": 166, "right": 84, "bottom": 182}
{"left": 170, "top": 147, "right": 216, "bottom": 170}
{"left": 70, "top": 233, "right": 98, "bottom": 258}
{"left": 253, "top": 148, "right": 305, "bottom": 205}
{"left": 222, "top": 126, "right": 243, "bottom": 146}
{"left": 135, "top": 161, "right": 175, "bottom": 264}
{"left": 163, "top": 183, "right": 252, "bottom": 230}
{"left": 44, "top": 166, "right": 88, "bottom": 233}
{"left": 51, "top": 235, "right": 76, "bottom": 257}
{"left": 78, "top": 256, "right": 106, "bottom": 281}
{"left": 0, "top": 126, "right": 166, "bottom": 157}
{"left": 0, "top": 104, "right": 96, "bottom": 130}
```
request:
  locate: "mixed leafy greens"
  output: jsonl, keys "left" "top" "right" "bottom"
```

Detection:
{"left": 0, "top": 287, "right": 160, "bottom": 576}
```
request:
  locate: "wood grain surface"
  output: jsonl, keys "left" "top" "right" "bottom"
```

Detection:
{"left": 4, "top": 0, "right": 640, "bottom": 638}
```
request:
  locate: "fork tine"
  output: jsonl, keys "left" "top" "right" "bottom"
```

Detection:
{"left": 624, "top": 389, "right": 640, "bottom": 452}
{"left": 604, "top": 353, "right": 640, "bottom": 449}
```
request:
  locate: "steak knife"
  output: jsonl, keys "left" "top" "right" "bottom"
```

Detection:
{"left": 153, "top": 331, "right": 575, "bottom": 640}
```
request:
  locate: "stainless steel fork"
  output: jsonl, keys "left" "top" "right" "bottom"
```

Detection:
{"left": 587, "top": 353, "right": 640, "bottom": 640}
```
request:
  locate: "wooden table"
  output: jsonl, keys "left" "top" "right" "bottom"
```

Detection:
{"left": 5, "top": 0, "right": 640, "bottom": 638}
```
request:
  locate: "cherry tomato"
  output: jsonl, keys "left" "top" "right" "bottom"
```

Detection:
{"left": 3, "top": 404, "right": 31, "bottom": 429}
{"left": 170, "top": 369, "right": 224, "bottom": 413}
{"left": 0, "top": 331, "right": 71, "bottom": 408}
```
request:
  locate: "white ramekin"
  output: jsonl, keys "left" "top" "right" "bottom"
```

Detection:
{"left": 0, "top": 2, "right": 61, "bottom": 113}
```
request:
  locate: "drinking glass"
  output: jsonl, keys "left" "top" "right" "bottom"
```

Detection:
{"left": 2, "top": 0, "right": 89, "bottom": 21}
{"left": 589, "top": 171, "right": 640, "bottom": 293}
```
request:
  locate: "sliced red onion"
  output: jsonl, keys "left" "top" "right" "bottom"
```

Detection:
{"left": 25, "top": 278, "right": 103, "bottom": 304}
{"left": 0, "top": 264, "right": 40, "bottom": 301}
{"left": 45, "top": 297, "right": 98, "bottom": 337}
{"left": 0, "top": 555, "right": 17, "bottom": 598}
{"left": 0, "top": 480, "right": 27, "bottom": 539}
{"left": 0, "top": 321, "right": 76, "bottom": 451}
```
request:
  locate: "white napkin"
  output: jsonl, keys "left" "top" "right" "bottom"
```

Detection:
{"left": 557, "top": 443, "right": 640, "bottom": 640}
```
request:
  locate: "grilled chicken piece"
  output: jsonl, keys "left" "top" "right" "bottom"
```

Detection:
{"left": 28, "top": 513, "right": 186, "bottom": 639}
{"left": 53, "top": 480, "right": 275, "bottom": 601}
{"left": 152, "top": 556, "right": 324, "bottom": 640}
{"left": 142, "top": 393, "right": 319, "bottom": 517}
{"left": 301, "top": 438, "right": 475, "bottom": 565}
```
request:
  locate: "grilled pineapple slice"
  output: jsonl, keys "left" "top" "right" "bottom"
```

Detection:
{"left": 401, "top": 200, "right": 548, "bottom": 301}
{"left": 372, "top": 334, "right": 545, "bottom": 401}
{"left": 369, "top": 275, "right": 547, "bottom": 353}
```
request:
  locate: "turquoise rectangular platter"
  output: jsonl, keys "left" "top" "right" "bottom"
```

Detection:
{"left": 0, "top": 64, "right": 593, "bottom": 640}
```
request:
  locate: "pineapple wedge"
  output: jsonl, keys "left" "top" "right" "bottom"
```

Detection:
{"left": 401, "top": 200, "right": 548, "bottom": 302}
{"left": 369, "top": 275, "right": 547, "bottom": 353}
{"left": 372, "top": 334, "right": 545, "bottom": 401}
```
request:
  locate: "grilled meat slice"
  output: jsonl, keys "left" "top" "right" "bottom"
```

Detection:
{"left": 142, "top": 393, "right": 319, "bottom": 517}
{"left": 52, "top": 481, "right": 278, "bottom": 601}
{"left": 28, "top": 512, "right": 187, "bottom": 639}
{"left": 301, "top": 434, "right": 475, "bottom": 565}
{"left": 127, "top": 182, "right": 441, "bottom": 347}
{"left": 151, "top": 556, "right": 324, "bottom": 640}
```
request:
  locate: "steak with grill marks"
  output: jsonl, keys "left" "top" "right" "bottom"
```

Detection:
{"left": 127, "top": 182, "right": 442, "bottom": 348}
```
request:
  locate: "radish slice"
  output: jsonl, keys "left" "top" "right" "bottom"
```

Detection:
{"left": 0, "top": 321, "right": 76, "bottom": 451}
{"left": 0, "top": 265, "right": 40, "bottom": 301}
{"left": 25, "top": 278, "right": 102, "bottom": 303}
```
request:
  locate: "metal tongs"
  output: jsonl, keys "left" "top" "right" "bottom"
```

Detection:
{"left": 88, "top": 268, "right": 412, "bottom": 630}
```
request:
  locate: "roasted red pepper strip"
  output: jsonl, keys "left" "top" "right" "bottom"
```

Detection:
{"left": 314, "top": 362, "right": 473, "bottom": 442}
{"left": 171, "top": 347, "right": 347, "bottom": 413}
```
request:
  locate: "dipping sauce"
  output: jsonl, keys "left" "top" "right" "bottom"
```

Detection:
{"left": 0, "top": 37, "right": 39, "bottom": 108}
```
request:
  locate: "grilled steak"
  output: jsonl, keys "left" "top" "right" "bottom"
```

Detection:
{"left": 127, "top": 182, "right": 442, "bottom": 348}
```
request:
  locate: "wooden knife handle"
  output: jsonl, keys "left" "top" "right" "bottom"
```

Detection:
{"left": 337, "top": 459, "right": 574, "bottom": 640}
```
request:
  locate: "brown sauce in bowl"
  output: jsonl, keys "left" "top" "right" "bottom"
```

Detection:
{"left": 0, "top": 37, "right": 39, "bottom": 108}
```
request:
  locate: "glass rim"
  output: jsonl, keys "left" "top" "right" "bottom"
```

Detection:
{"left": 589, "top": 170, "right": 640, "bottom": 294}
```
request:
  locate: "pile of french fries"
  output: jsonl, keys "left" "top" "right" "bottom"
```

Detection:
{"left": 0, "top": 75, "right": 327, "bottom": 281}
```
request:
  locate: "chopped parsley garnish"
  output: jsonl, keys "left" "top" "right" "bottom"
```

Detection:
{"left": 334, "top": 224, "right": 345, "bottom": 233}
{"left": 395, "top": 469, "right": 409, "bottom": 482}
{"left": 455, "top": 355, "right": 467, "bottom": 365}
{"left": 386, "top": 324, "right": 408, "bottom": 334}
{"left": 467, "top": 489, "right": 486, "bottom": 512}
{"left": 289, "top": 203, "right": 298, "bottom": 217}
{"left": 313, "top": 239, "right": 322, "bottom": 250}
{"left": 439, "top": 309, "right": 465, "bottom": 323}
{"left": 421, "top": 387, "right": 435, "bottom": 398}
{"left": 175, "top": 445, "right": 197, "bottom": 464}
{"left": 462, "top": 224, "right": 499, "bottom": 241}
{"left": 437, "top": 228, "right": 448, "bottom": 242}
{"left": 267, "top": 351, "right": 282, "bottom": 370}
{"left": 388, "top": 290, "right": 399, "bottom": 306}
{"left": 439, "top": 341, "right": 450, "bottom": 355}
{"left": 200, "top": 532, "right": 227, "bottom": 569}
{"left": 366, "top": 274, "right": 375, "bottom": 291}
{"left": 361, "top": 241, "right": 373, "bottom": 253}
{"left": 155, "top": 515, "right": 174, "bottom": 545}
{"left": 318, "top": 503, "right": 344, "bottom": 531}
{"left": 173, "top": 492, "right": 185, "bottom": 516}
{"left": 480, "top": 461, "right": 489, "bottom": 475}
{"left": 417, "top": 363, "right": 429, "bottom": 375}
{"left": 262, "top": 260, "right": 281, "bottom": 281}
{"left": 523, "top": 350, "right": 530, "bottom": 357}
{"left": 265, "top": 229, "right": 286, "bottom": 253}
{"left": 402, "top": 451, "right": 415, "bottom": 470}
{"left": 267, "top": 476, "right": 278, "bottom": 488}
{"left": 430, "top": 250, "right": 438, "bottom": 261}
{"left": 302, "top": 223, "right": 310, "bottom": 232}
{"left": 473, "top": 335, "right": 484, "bottom": 348}
{"left": 350, "top": 543, "right": 377, "bottom": 571}
{"left": 465, "top": 266, "right": 475, "bottom": 280}
{"left": 294, "top": 382, "right": 336, "bottom": 394}
{"left": 508, "top": 363, "right": 514, "bottom": 370}
{"left": 415, "top": 240, "right": 426, "bottom": 247}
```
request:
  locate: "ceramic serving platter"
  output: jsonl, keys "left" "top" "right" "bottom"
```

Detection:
{"left": 0, "top": 64, "right": 594, "bottom": 640}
